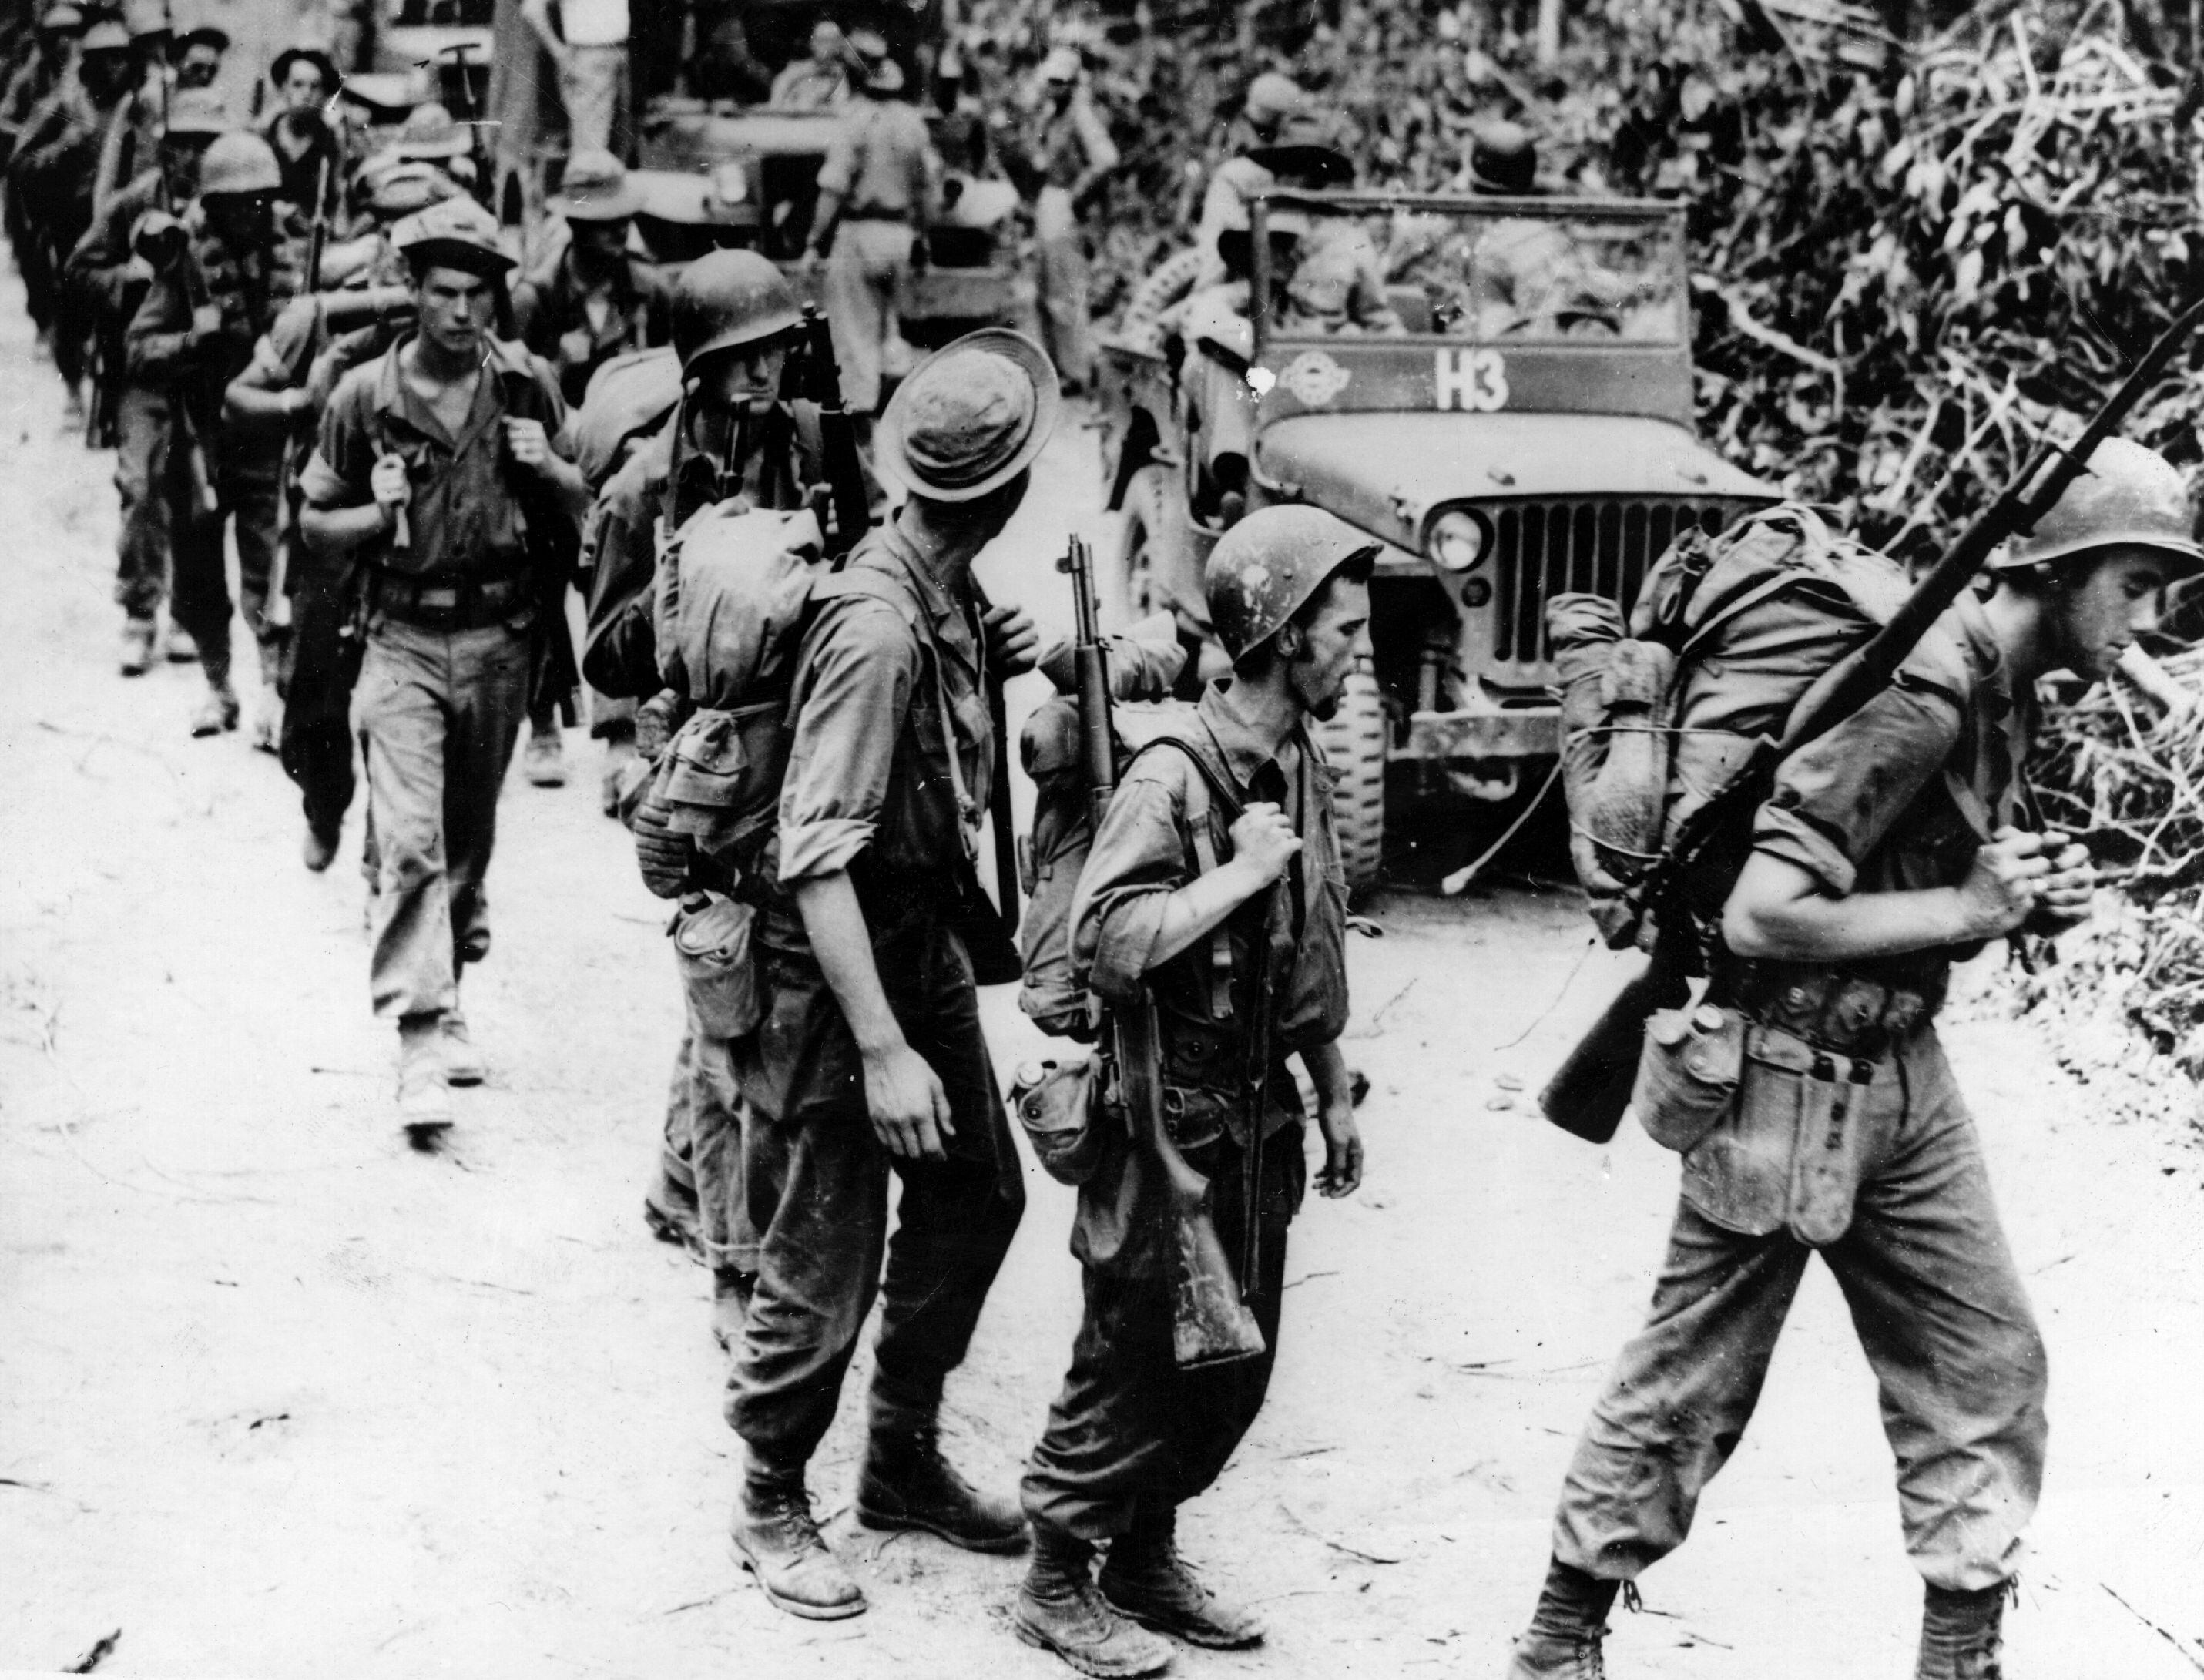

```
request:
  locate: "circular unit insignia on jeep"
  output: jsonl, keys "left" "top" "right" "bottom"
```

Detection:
{"left": 1277, "top": 349, "right": 1352, "bottom": 408}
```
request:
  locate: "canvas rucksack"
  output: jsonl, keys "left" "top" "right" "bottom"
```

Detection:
{"left": 1551, "top": 502, "right": 1923, "bottom": 951}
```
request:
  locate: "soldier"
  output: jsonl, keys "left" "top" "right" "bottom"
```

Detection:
{"left": 582, "top": 250, "right": 818, "bottom": 1345}
{"left": 171, "top": 17, "right": 226, "bottom": 91}
{"left": 263, "top": 45, "right": 344, "bottom": 222}
{"left": 723, "top": 331, "right": 1048, "bottom": 1619}
{"left": 508, "top": 147, "right": 668, "bottom": 788}
{"left": 768, "top": 18, "right": 853, "bottom": 110}
{"left": 65, "top": 81, "right": 227, "bottom": 673}
{"left": 297, "top": 196, "right": 588, "bottom": 1134}
{"left": 1189, "top": 71, "right": 1303, "bottom": 288}
{"left": 126, "top": 126, "right": 309, "bottom": 739}
{"left": 0, "top": 0, "right": 82, "bottom": 175}
{"left": 1502, "top": 438, "right": 2204, "bottom": 1680}
{"left": 228, "top": 166, "right": 453, "bottom": 868}
{"left": 1014, "top": 505, "right": 1369, "bottom": 1679}
{"left": 10, "top": 14, "right": 131, "bottom": 420}
{"left": 88, "top": 0, "right": 173, "bottom": 222}
{"left": 1008, "top": 47, "right": 1115, "bottom": 395}
{"left": 800, "top": 43, "right": 938, "bottom": 424}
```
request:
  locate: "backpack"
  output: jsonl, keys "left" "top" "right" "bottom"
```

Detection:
{"left": 1015, "top": 618, "right": 1243, "bottom": 1041}
{"left": 1551, "top": 503, "right": 1918, "bottom": 951}
{"left": 637, "top": 502, "right": 924, "bottom": 898}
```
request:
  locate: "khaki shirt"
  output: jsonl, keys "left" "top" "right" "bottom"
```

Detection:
{"left": 1072, "top": 679, "right": 1350, "bottom": 1136}
{"left": 773, "top": 520, "right": 991, "bottom": 917}
{"left": 1751, "top": 593, "right": 2021, "bottom": 986}
{"left": 817, "top": 94, "right": 941, "bottom": 221}
{"left": 301, "top": 333, "right": 572, "bottom": 578}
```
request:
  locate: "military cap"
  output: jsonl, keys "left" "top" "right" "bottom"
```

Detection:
{"left": 391, "top": 100, "right": 471, "bottom": 160}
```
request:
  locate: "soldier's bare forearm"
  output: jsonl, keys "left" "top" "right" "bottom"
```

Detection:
{"left": 299, "top": 499, "right": 391, "bottom": 557}
{"left": 793, "top": 870, "right": 907, "bottom": 1057}
{"left": 1723, "top": 851, "right": 1999, "bottom": 963}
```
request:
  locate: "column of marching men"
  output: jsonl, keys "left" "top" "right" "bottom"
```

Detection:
{"left": 3, "top": 11, "right": 2187, "bottom": 1675}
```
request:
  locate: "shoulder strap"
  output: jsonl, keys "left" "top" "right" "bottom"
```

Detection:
{"left": 1125, "top": 732, "right": 1243, "bottom": 1020}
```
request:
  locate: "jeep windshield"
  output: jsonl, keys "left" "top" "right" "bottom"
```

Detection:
{"left": 1252, "top": 192, "right": 1688, "bottom": 347}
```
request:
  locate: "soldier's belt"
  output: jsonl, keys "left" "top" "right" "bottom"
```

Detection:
{"left": 1726, "top": 964, "right": 1941, "bottom": 1061}
{"left": 366, "top": 565, "right": 532, "bottom": 629}
{"left": 844, "top": 206, "right": 912, "bottom": 222}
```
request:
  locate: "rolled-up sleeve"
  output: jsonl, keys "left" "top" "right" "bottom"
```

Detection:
{"left": 1069, "top": 765, "right": 1192, "bottom": 1002}
{"left": 776, "top": 597, "right": 918, "bottom": 884}
{"left": 299, "top": 371, "right": 376, "bottom": 510}
{"left": 1753, "top": 680, "right": 1961, "bottom": 897}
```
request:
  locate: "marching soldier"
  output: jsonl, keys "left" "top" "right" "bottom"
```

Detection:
{"left": 581, "top": 250, "right": 819, "bottom": 1346}
{"left": 723, "top": 332, "right": 1047, "bottom": 1619}
{"left": 297, "top": 196, "right": 588, "bottom": 1133}
{"left": 0, "top": 0, "right": 82, "bottom": 175}
{"left": 1015, "top": 505, "right": 1369, "bottom": 1678}
{"left": 1008, "top": 48, "right": 1115, "bottom": 395}
{"left": 88, "top": 0, "right": 172, "bottom": 222}
{"left": 1503, "top": 438, "right": 2204, "bottom": 1680}
{"left": 263, "top": 43, "right": 344, "bottom": 223}
{"left": 801, "top": 41, "right": 939, "bottom": 425}
{"left": 65, "top": 80, "right": 228, "bottom": 673}
{"left": 126, "top": 126, "right": 309, "bottom": 739}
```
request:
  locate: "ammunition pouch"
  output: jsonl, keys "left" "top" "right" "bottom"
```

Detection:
{"left": 1720, "top": 961, "right": 1942, "bottom": 1061}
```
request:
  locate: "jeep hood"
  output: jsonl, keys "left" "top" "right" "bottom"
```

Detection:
{"left": 1253, "top": 411, "right": 1775, "bottom": 554}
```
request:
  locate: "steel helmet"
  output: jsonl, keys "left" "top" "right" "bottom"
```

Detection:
{"left": 197, "top": 131, "right": 281, "bottom": 196}
{"left": 1205, "top": 505, "right": 1378, "bottom": 664}
{"left": 671, "top": 249, "right": 802, "bottom": 367}
{"left": 1995, "top": 436, "right": 2204, "bottom": 572}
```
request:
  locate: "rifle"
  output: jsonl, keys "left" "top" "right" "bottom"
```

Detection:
{"left": 442, "top": 42, "right": 494, "bottom": 210}
{"left": 798, "top": 303, "right": 872, "bottom": 557}
{"left": 1541, "top": 292, "right": 2204, "bottom": 1145}
{"left": 304, "top": 153, "right": 333, "bottom": 290}
{"left": 1063, "top": 531, "right": 1266, "bottom": 1369}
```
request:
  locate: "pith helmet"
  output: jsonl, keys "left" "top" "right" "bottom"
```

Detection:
{"left": 877, "top": 327, "right": 1059, "bottom": 501}
{"left": 1205, "top": 505, "right": 1377, "bottom": 664}
{"left": 1996, "top": 437, "right": 2204, "bottom": 572}
{"left": 671, "top": 249, "right": 802, "bottom": 368}
{"left": 393, "top": 193, "right": 514, "bottom": 277}
{"left": 197, "top": 130, "right": 281, "bottom": 196}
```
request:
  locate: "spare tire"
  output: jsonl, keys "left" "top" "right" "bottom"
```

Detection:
{"left": 1313, "top": 660, "right": 1387, "bottom": 893}
{"left": 1116, "top": 246, "right": 1206, "bottom": 355}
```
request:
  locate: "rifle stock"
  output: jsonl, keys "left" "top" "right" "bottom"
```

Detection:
{"left": 1546, "top": 292, "right": 2204, "bottom": 1145}
{"left": 1062, "top": 532, "right": 1263, "bottom": 1367}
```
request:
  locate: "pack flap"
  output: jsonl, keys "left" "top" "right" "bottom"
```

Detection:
{"left": 656, "top": 503, "right": 824, "bottom": 709}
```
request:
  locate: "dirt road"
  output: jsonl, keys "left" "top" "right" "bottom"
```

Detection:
{"left": 5, "top": 280, "right": 2203, "bottom": 1679}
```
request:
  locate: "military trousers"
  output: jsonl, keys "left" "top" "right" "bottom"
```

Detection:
{"left": 355, "top": 612, "right": 532, "bottom": 1021}
{"left": 659, "top": 990, "right": 760, "bottom": 1275}
{"left": 168, "top": 443, "right": 283, "bottom": 676}
{"left": 820, "top": 217, "right": 913, "bottom": 415}
{"left": 1021, "top": 1128, "right": 1300, "bottom": 1540}
{"left": 278, "top": 545, "right": 361, "bottom": 840}
{"left": 725, "top": 916, "right": 1024, "bottom": 1465}
{"left": 1551, "top": 1028, "right": 2047, "bottom": 1594}
{"left": 112, "top": 384, "right": 170, "bottom": 623}
{"left": 1033, "top": 186, "right": 1093, "bottom": 390}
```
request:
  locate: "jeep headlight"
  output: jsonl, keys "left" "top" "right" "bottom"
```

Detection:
{"left": 710, "top": 163, "right": 749, "bottom": 206}
{"left": 1430, "top": 510, "right": 1488, "bottom": 572}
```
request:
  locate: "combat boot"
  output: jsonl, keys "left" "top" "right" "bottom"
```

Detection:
{"left": 856, "top": 1402, "right": 1028, "bottom": 1553}
{"left": 524, "top": 722, "right": 567, "bottom": 786}
{"left": 1915, "top": 1582, "right": 2010, "bottom": 1680}
{"left": 396, "top": 1014, "right": 453, "bottom": 1135}
{"left": 1099, "top": 1507, "right": 1263, "bottom": 1648}
{"left": 190, "top": 669, "right": 240, "bottom": 738}
{"left": 1015, "top": 1526, "right": 1174, "bottom": 1678}
{"left": 301, "top": 820, "right": 340, "bottom": 874}
{"left": 730, "top": 1457, "right": 865, "bottom": 1620}
{"left": 440, "top": 1004, "right": 485, "bottom": 1086}
{"left": 119, "top": 618, "right": 155, "bottom": 676}
{"left": 1505, "top": 1558, "right": 1619, "bottom": 1679}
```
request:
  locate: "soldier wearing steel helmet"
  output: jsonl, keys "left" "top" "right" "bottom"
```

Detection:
{"left": 1015, "top": 504, "right": 1370, "bottom": 1679}
{"left": 578, "top": 249, "right": 828, "bottom": 1340}
{"left": 1503, "top": 437, "right": 2204, "bottom": 1680}
{"left": 298, "top": 195, "right": 589, "bottom": 1135}
{"left": 127, "top": 122, "right": 310, "bottom": 739}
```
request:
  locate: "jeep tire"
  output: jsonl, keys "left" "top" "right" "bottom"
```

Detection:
{"left": 1314, "top": 659, "right": 1385, "bottom": 892}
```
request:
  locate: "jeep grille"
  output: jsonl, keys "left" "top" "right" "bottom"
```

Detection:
{"left": 1487, "top": 498, "right": 1739, "bottom": 685}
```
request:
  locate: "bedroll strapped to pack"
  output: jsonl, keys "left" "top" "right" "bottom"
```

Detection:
{"left": 1016, "top": 615, "right": 1244, "bottom": 1040}
{"left": 1549, "top": 503, "right": 1917, "bottom": 951}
